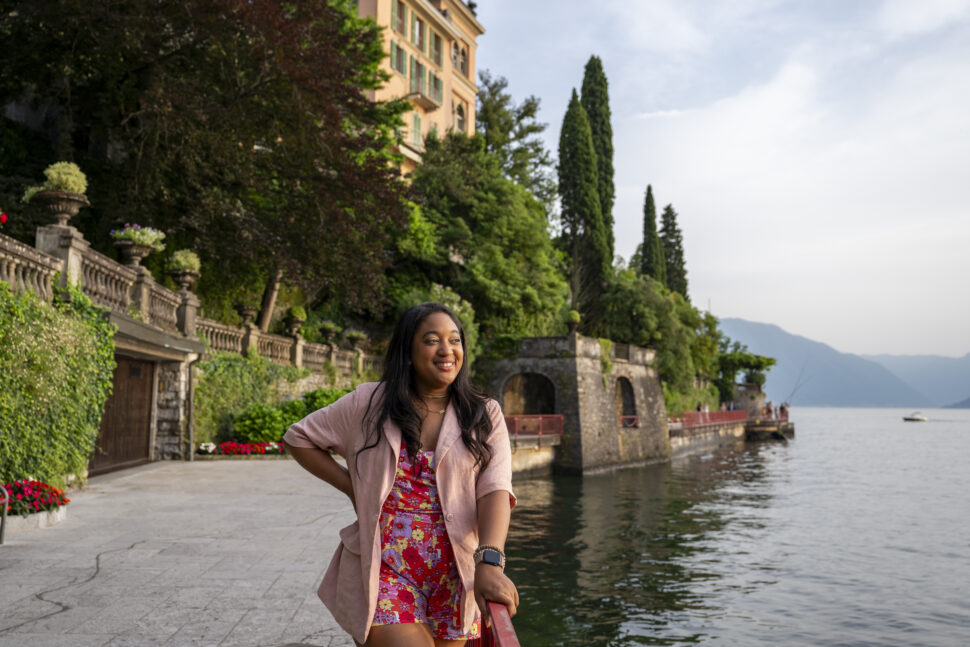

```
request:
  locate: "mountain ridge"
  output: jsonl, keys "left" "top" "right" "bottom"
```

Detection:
{"left": 718, "top": 318, "right": 933, "bottom": 407}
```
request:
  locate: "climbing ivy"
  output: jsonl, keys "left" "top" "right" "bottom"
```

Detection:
{"left": 0, "top": 283, "right": 115, "bottom": 486}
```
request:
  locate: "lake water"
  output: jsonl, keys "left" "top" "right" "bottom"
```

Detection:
{"left": 505, "top": 407, "right": 970, "bottom": 646}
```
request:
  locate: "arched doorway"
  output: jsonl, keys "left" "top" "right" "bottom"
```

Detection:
{"left": 615, "top": 377, "right": 638, "bottom": 427}
{"left": 503, "top": 372, "right": 555, "bottom": 415}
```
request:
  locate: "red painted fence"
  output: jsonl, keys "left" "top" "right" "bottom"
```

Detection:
{"left": 673, "top": 409, "right": 788, "bottom": 428}
{"left": 504, "top": 414, "right": 564, "bottom": 438}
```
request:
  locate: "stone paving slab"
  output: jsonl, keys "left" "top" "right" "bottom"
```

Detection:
{"left": 0, "top": 461, "right": 357, "bottom": 646}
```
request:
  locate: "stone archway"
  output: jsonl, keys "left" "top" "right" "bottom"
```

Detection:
{"left": 502, "top": 372, "right": 556, "bottom": 415}
{"left": 615, "top": 376, "right": 638, "bottom": 427}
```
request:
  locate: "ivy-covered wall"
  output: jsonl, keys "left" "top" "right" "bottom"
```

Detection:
{"left": 0, "top": 283, "right": 115, "bottom": 486}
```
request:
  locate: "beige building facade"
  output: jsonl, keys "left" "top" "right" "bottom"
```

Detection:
{"left": 357, "top": 0, "right": 484, "bottom": 173}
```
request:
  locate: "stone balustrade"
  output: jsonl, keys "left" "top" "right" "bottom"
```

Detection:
{"left": 148, "top": 282, "right": 180, "bottom": 333}
{"left": 79, "top": 246, "right": 137, "bottom": 314}
{"left": 197, "top": 318, "right": 246, "bottom": 353}
{"left": 257, "top": 332, "right": 294, "bottom": 364}
{"left": 0, "top": 233, "right": 62, "bottom": 301}
{"left": 3, "top": 227, "right": 375, "bottom": 381}
{"left": 302, "top": 342, "right": 333, "bottom": 371}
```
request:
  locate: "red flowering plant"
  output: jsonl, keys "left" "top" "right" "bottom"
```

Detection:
{"left": 0, "top": 211, "right": 7, "bottom": 228}
{"left": 197, "top": 441, "right": 286, "bottom": 456}
{"left": 3, "top": 480, "right": 70, "bottom": 518}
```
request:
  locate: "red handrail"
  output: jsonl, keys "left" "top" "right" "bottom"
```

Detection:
{"left": 504, "top": 414, "right": 564, "bottom": 438}
{"left": 619, "top": 415, "right": 639, "bottom": 428}
{"left": 677, "top": 410, "right": 748, "bottom": 428}
{"left": 469, "top": 601, "right": 521, "bottom": 647}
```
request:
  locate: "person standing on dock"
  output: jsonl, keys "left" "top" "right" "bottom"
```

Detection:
{"left": 283, "top": 302, "right": 519, "bottom": 646}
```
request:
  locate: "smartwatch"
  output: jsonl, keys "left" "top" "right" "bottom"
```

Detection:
{"left": 480, "top": 548, "right": 504, "bottom": 568}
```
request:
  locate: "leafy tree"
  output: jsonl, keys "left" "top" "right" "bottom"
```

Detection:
{"left": 0, "top": 0, "right": 409, "bottom": 321}
{"left": 639, "top": 185, "right": 666, "bottom": 284}
{"left": 558, "top": 89, "right": 609, "bottom": 331}
{"left": 660, "top": 203, "right": 689, "bottom": 299}
{"left": 580, "top": 55, "right": 615, "bottom": 260}
{"left": 404, "top": 133, "right": 568, "bottom": 337}
{"left": 714, "top": 339, "right": 776, "bottom": 403}
{"left": 476, "top": 71, "right": 556, "bottom": 211}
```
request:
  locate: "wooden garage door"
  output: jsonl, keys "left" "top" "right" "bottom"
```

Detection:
{"left": 89, "top": 356, "right": 154, "bottom": 476}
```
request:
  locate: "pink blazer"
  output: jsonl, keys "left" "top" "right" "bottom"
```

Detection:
{"left": 282, "top": 382, "right": 516, "bottom": 644}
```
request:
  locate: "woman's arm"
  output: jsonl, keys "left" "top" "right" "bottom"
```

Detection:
{"left": 473, "top": 489, "right": 519, "bottom": 618}
{"left": 281, "top": 440, "right": 356, "bottom": 510}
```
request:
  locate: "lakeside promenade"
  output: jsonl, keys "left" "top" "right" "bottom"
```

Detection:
{"left": 0, "top": 461, "right": 357, "bottom": 646}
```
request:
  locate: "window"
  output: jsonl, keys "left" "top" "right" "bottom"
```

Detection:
{"left": 412, "top": 15, "right": 425, "bottom": 51}
{"left": 459, "top": 46, "right": 468, "bottom": 77}
{"left": 429, "top": 73, "right": 443, "bottom": 104}
{"left": 410, "top": 57, "right": 426, "bottom": 95}
{"left": 390, "top": 42, "right": 407, "bottom": 76}
{"left": 392, "top": 1, "right": 406, "bottom": 34}
{"left": 412, "top": 113, "right": 422, "bottom": 146}
{"left": 451, "top": 41, "right": 460, "bottom": 68}
{"left": 431, "top": 32, "right": 443, "bottom": 67}
{"left": 455, "top": 102, "right": 466, "bottom": 132}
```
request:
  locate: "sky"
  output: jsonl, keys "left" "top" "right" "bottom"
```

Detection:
{"left": 473, "top": 0, "right": 970, "bottom": 358}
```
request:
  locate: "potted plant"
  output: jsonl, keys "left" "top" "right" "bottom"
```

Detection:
{"left": 283, "top": 305, "right": 307, "bottom": 336}
{"left": 234, "top": 301, "right": 260, "bottom": 325}
{"left": 319, "top": 319, "right": 340, "bottom": 345}
{"left": 22, "top": 161, "right": 90, "bottom": 226}
{"left": 567, "top": 309, "right": 581, "bottom": 334}
{"left": 166, "top": 249, "right": 201, "bottom": 290}
{"left": 344, "top": 329, "right": 367, "bottom": 351}
{"left": 110, "top": 223, "right": 166, "bottom": 267}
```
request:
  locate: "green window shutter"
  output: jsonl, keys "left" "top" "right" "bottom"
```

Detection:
{"left": 390, "top": 42, "right": 397, "bottom": 71}
{"left": 391, "top": 0, "right": 397, "bottom": 31}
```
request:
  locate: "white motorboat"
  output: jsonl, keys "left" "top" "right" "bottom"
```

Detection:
{"left": 902, "top": 412, "right": 928, "bottom": 422}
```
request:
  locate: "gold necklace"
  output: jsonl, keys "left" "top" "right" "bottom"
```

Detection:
{"left": 422, "top": 393, "right": 449, "bottom": 399}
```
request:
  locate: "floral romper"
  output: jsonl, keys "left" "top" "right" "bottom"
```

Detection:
{"left": 371, "top": 446, "right": 481, "bottom": 640}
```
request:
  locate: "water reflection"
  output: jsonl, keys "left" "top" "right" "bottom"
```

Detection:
{"left": 507, "top": 443, "right": 778, "bottom": 646}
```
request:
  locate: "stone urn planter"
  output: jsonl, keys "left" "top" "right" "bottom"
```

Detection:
{"left": 114, "top": 240, "right": 155, "bottom": 268}
{"left": 31, "top": 190, "right": 90, "bottom": 227}
{"left": 169, "top": 269, "right": 200, "bottom": 291}
{"left": 283, "top": 315, "right": 306, "bottom": 336}
{"left": 345, "top": 331, "right": 368, "bottom": 351}
{"left": 235, "top": 303, "right": 259, "bottom": 325}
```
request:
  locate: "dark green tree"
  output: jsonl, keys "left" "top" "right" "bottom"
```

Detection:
{"left": 580, "top": 55, "right": 615, "bottom": 260}
{"left": 476, "top": 71, "right": 556, "bottom": 211}
{"left": 714, "top": 339, "right": 776, "bottom": 404}
{"left": 557, "top": 89, "right": 609, "bottom": 330}
{"left": 403, "top": 133, "right": 568, "bottom": 337}
{"left": 660, "top": 203, "right": 689, "bottom": 299}
{"left": 639, "top": 185, "right": 666, "bottom": 284}
{"left": 0, "top": 0, "right": 409, "bottom": 321}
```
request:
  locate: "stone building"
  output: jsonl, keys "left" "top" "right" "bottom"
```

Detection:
{"left": 476, "top": 333, "right": 670, "bottom": 473}
{"left": 356, "top": 0, "right": 485, "bottom": 173}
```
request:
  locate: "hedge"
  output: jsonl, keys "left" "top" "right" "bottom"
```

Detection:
{"left": 193, "top": 350, "right": 309, "bottom": 444}
{"left": 0, "top": 283, "right": 115, "bottom": 486}
{"left": 232, "top": 387, "right": 349, "bottom": 444}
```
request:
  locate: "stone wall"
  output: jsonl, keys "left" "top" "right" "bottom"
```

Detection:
{"left": 156, "top": 362, "right": 190, "bottom": 460}
{"left": 476, "top": 333, "right": 669, "bottom": 474}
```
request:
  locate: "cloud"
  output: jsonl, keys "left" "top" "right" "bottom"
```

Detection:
{"left": 877, "top": 0, "right": 970, "bottom": 38}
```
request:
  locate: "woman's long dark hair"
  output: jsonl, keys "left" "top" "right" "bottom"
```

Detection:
{"left": 357, "top": 302, "right": 493, "bottom": 472}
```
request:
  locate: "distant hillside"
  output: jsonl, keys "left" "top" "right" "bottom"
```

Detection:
{"left": 718, "top": 318, "right": 932, "bottom": 407}
{"left": 945, "top": 395, "right": 970, "bottom": 409}
{"left": 861, "top": 353, "right": 970, "bottom": 407}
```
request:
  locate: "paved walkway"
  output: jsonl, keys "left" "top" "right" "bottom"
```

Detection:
{"left": 0, "top": 459, "right": 358, "bottom": 646}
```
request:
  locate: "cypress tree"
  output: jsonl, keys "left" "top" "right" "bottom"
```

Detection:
{"left": 660, "top": 203, "right": 688, "bottom": 299}
{"left": 558, "top": 89, "right": 609, "bottom": 324}
{"left": 639, "top": 184, "right": 666, "bottom": 284}
{"left": 580, "top": 55, "right": 615, "bottom": 260}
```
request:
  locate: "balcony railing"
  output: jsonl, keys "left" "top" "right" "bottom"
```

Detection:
{"left": 409, "top": 76, "right": 441, "bottom": 110}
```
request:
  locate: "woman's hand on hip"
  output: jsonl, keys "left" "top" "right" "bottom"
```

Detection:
{"left": 474, "top": 562, "right": 519, "bottom": 620}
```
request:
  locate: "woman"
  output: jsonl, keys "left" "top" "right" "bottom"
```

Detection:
{"left": 282, "top": 302, "right": 519, "bottom": 646}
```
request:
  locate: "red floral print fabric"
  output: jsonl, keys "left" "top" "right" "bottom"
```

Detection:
{"left": 371, "top": 447, "right": 481, "bottom": 640}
